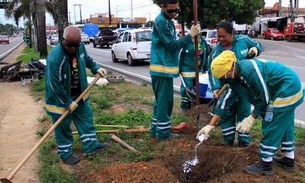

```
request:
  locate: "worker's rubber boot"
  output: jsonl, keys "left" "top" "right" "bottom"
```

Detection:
{"left": 244, "top": 160, "right": 274, "bottom": 175}
{"left": 156, "top": 133, "right": 180, "bottom": 141}
{"left": 86, "top": 143, "right": 109, "bottom": 156}
{"left": 220, "top": 140, "right": 234, "bottom": 146}
{"left": 63, "top": 155, "right": 80, "bottom": 165}
{"left": 273, "top": 156, "right": 295, "bottom": 172}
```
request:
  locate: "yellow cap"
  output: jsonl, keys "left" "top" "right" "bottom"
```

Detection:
{"left": 211, "top": 50, "right": 237, "bottom": 78}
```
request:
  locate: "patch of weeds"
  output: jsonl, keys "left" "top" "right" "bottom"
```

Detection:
{"left": 31, "top": 78, "right": 45, "bottom": 100}
{"left": 38, "top": 140, "right": 77, "bottom": 183}
{"left": 36, "top": 127, "right": 47, "bottom": 137}
{"left": 295, "top": 127, "right": 305, "bottom": 145}
{"left": 140, "top": 97, "right": 154, "bottom": 105}
{"left": 95, "top": 109, "right": 151, "bottom": 127}
{"left": 171, "top": 113, "right": 194, "bottom": 126}
{"left": 37, "top": 114, "right": 49, "bottom": 123}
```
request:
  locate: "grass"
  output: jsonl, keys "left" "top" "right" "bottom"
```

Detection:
{"left": 17, "top": 46, "right": 53, "bottom": 64}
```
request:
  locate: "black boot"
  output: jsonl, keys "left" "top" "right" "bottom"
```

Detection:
{"left": 220, "top": 140, "right": 234, "bottom": 146}
{"left": 273, "top": 156, "right": 295, "bottom": 171}
{"left": 244, "top": 160, "right": 274, "bottom": 175}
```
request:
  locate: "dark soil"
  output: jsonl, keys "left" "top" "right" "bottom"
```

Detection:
{"left": 81, "top": 132, "right": 305, "bottom": 183}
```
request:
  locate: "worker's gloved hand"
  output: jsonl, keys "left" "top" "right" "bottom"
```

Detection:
{"left": 236, "top": 115, "right": 255, "bottom": 133}
{"left": 97, "top": 68, "right": 107, "bottom": 77}
{"left": 189, "top": 24, "right": 201, "bottom": 38}
{"left": 212, "top": 89, "right": 220, "bottom": 99}
{"left": 248, "top": 47, "right": 258, "bottom": 58}
{"left": 196, "top": 125, "right": 215, "bottom": 140}
{"left": 68, "top": 101, "right": 78, "bottom": 113}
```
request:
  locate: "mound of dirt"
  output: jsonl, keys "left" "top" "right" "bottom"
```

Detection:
{"left": 83, "top": 135, "right": 305, "bottom": 183}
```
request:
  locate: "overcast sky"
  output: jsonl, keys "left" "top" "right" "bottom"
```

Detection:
{"left": 0, "top": 0, "right": 304, "bottom": 27}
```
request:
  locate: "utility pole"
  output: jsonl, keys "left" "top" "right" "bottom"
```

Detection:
{"left": 73, "top": 4, "right": 82, "bottom": 24}
{"left": 108, "top": 0, "right": 111, "bottom": 27}
{"left": 79, "top": 4, "right": 82, "bottom": 23}
{"left": 131, "top": 0, "right": 133, "bottom": 20}
{"left": 68, "top": 11, "right": 71, "bottom": 24}
{"left": 73, "top": 4, "right": 77, "bottom": 24}
{"left": 289, "top": 0, "right": 294, "bottom": 22}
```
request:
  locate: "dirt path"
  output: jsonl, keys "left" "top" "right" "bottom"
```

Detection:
{"left": 0, "top": 45, "right": 42, "bottom": 183}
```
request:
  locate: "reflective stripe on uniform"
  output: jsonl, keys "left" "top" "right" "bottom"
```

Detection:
{"left": 274, "top": 88, "right": 303, "bottom": 108}
{"left": 46, "top": 104, "right": 66, "bottom": 115}
{"left": 150, "top": 64, "right": 179, "bottom": 74}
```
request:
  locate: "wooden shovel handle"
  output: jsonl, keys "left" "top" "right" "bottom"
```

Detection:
{"left": 5, "top": 75, "right": 101, "bottom": 181}
{"left": 110, "top": 134, "right": 138, "bottom": 152}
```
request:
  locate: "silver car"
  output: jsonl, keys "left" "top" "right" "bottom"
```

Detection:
{"left": 200, "top": 29, "right": 217, "bottom": 49}
{"left": 50, "top": 35, "right": 59, "bottom": 45}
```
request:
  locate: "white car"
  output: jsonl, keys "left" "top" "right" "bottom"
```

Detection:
{"left": 200, "top": 29, "right": 218, "bottom": 49}
{"left": 81, "top": 33, "right": 90, "bottom": 44}
{"left": 111, "top": 29, "right": 152, "bottom": 66}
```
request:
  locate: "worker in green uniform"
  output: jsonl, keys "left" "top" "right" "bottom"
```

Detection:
{"left": 45, "top": 25, "right": 109, "bottom": 165}
{"left": 210, "top": 50, "right": 303, "bottom": 175}
{"left": 179, "top": 37, "right": 209, "bottom": 112}
{"left": 205, "top": 20, "right": 264, "bottom": 147}
{"left": 149, "top": 0, "right": 201, "bottom": 140}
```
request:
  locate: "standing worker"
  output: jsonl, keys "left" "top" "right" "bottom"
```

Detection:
{"left": 210, "top": 50, "right": 303, "bottom": 175}
{"left": 45, "top": 25, "right": 109, "bottom": 165}
{"left": 149, "top": 0, "right": 201, "bottom": 140}
{"left": 203, "top": 20, "right": 263, "bottom": 147}
{"left": 179, "top": 36, "right": 209, "bottom": 112}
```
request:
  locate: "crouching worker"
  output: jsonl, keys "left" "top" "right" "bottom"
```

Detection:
{"left": 196, "top": 86, "right": 251, "bottom": 147}
{"left": 210, "top": 50, "right": 303, "bottom": 175}
{"left": 45, "top": 25, "right": 109, "bottom": 165}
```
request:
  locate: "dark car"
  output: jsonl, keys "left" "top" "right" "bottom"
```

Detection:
{"left": 0, "top": 35, "right": 9, "bottom": 44}
{"left": 93, "top": 29, "right": 117, "bottom": 48}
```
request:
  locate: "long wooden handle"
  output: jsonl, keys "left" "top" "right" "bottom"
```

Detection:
{"left": 73, "top": 128, "right": 150, "bottom": 134}
{"left": 110, "top": 134, "right": 138, "bottom": 152}
{"left": 217, "top": 84, "right": 228, "bottom": 96}
{"left": 6, "top": 75, "right": 101, "bottom": 181}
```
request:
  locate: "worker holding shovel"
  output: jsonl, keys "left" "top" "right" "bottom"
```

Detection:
{"left": 210, "top": 50, "right": 303, "bottom": 175}
{"left": 149, "top": 0, "right": 201, "bottom": 140}
{"left": 179, "top": 33, "right": 210, "bottom": 112}
{"left": 206, "top": 20, "right": 264, "bottom": 147}
{"left": 45, "top": 25, "right": 109, "bottom": 165}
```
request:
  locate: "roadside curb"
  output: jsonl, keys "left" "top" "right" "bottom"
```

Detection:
{"left": 0, "top": 41, "right": 24, "bottom": 62}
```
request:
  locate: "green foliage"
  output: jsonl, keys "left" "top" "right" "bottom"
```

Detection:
{"left": 152, "top": 0, "right": 265, "bottom": 28}
{"left": 38, "top": 140, "right": 77, "bottom": 183}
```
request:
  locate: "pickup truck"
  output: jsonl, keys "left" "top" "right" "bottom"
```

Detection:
{"left": 283, "top": 22, "right": 305, "bottom": 42}
{"left": 92, "top": 29, "right": 117, "bottom": 48}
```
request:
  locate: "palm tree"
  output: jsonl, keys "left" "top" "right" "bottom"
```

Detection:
{"left": 5, "top": 0, "right": 33, "bottom": 47}
{"left": 46, "top": 0, "right": 68, "bottom": 41}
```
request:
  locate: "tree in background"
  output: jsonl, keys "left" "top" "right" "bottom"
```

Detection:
{"left": 46, "top": 0, "right": 68, "bottom": 41}
{"left": 4, "top": 0, "right": 33, "bottom": 48}
{"left": 152, "top": 0, "right": 264, "bottom": 28}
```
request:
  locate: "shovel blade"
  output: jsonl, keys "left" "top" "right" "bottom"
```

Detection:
{"left": 0, "top": 178, "right": 12, "bottom": 183}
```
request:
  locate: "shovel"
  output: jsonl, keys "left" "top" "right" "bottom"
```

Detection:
{"left": 0, "top": 75, "right": 102, "bottom": 183}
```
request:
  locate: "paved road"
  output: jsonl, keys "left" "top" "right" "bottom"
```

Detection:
{"left": 0, "top": 36, "right": 23, "bottom": 61}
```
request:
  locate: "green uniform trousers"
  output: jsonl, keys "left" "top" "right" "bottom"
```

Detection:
{"left": 51, "top": 100, "right": 99, "bottom": 160}
{"left": 259, "top": 109, "right": 295, "bottom": 159}
{"left": 150, "top": 76, "right": 174, "bottom": 139}
{"left": 219, "top": 97, "right": 251, "bottom": 144}
{"left": 180, "top": 77, "right": 195, "bottom": 111}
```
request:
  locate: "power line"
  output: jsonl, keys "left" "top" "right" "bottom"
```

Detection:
{"left": 117, "top": 3, "right": 155, "bottom": 12}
